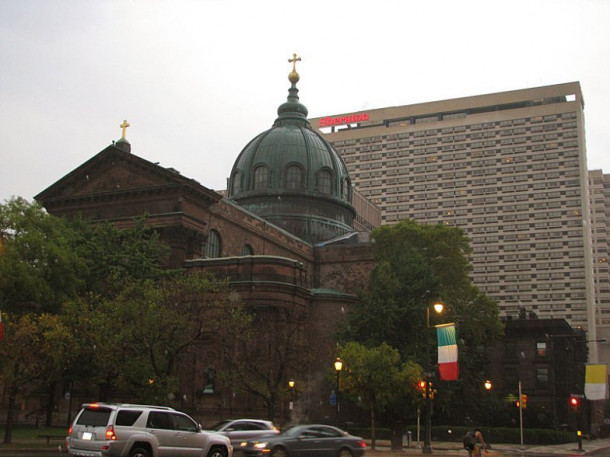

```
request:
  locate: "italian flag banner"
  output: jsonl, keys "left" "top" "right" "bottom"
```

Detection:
{"left": 585, "top": 364, "right": 608, "bottom": 400}
{"left": 437, "top": 323, "right": 459, "bottom": 381}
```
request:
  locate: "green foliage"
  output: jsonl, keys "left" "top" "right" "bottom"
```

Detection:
{"left": 338, "top": 342, "right": 421, "bottom": 446}
{"left": 0, "top": 313, "right": 68, "bottom": 389}
{"left": 340, "top": 342, "right": 421, "bottom": 412}
{"left": 0, "top": 312, "right": 73, "bottom": 442}
{"left": 0, "top": 197, "right": 86, "bottom": 314}
{"left": 64, "top": 271, "right": 235, "bottom": 403}
{"left": 68, "top": 216, "right": 172, "bottom": 296}
{"left": 339, "top": 219, "right": 504, "bottom": 425}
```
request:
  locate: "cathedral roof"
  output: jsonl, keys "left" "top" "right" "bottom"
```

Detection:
{"left": 227, "top": 55, "right": 355, "bottom": 244}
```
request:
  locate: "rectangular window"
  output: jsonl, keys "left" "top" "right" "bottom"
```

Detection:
{"left": 536, "top": 367, "right": 549, "bottom": 388}
{"left": 536, "top": 341, "right": 547, "bottom": 356}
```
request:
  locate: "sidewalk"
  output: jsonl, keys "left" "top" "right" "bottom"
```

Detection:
{"left": 364, "top": 439, "right": 610, "bottom": 456}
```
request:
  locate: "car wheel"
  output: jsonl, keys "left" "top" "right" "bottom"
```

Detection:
{"left": 129, "top": 447, "right": 151, "bottom": 457}
{"left": 271, "top": 446, "right": 288, "bottom": 457}
{"left": 208, "top": 446, "right": 228, "bottom": 457}
{"left": 338, "top": 448, "right": 353, "bottom": 457}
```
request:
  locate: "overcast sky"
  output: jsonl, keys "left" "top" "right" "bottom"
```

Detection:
{"left": 1, "top": 0, "right": 609, "bottom": 203}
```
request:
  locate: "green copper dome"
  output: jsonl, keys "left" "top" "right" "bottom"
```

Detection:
{"left": 227, "top": 57, "right": 355, "bottom": 244}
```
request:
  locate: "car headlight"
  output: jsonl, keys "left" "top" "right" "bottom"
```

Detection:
{"left": 254, "top": 442, "right": 269, "bottom": 449}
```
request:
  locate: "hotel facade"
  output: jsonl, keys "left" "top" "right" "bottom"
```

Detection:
{"left": 309, "top": 82, "right": 606, "bottom": 360}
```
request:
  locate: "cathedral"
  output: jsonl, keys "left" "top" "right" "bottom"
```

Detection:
{"left": 35, "top": 56, "right": 375, "bottom": 422}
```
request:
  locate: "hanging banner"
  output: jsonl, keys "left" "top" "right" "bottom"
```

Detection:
{"left": 437, "top": 323, "right": 458, "bottom": 381}
{"left": 585, "top": 364, "right": 608, "bottom": 400}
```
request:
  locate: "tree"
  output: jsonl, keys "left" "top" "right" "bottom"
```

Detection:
{"left": 68, "top": 216, "right": 172, "bottom": 297}
{"left": 0, "top": 197, "right": 86, "bottom": 314}
{"left": 338, "top": 342, "right": 421, "bottom": 448}
{"left": 218, "top": 302, "right": 309, "bottom": 422}
{"left": 340, "top": 219, "right": 503, "bottom": 423}
{"left": 66, "top": 271, "right": 235, "bottom": 403}
{"left": 0, "top": 313, "right": 71, "bottom": 443}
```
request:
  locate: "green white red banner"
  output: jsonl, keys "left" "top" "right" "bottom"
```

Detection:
{"left": 437, "top": 323, "right": 458, "bottom": 381}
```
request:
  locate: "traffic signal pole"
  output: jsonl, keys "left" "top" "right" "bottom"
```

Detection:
{"left": 518, "top": 381, "right": 524, "bottom": 449}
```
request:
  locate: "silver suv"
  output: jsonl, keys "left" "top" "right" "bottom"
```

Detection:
{"left": 66, "top": 402, "right": 232, "bottom": 457}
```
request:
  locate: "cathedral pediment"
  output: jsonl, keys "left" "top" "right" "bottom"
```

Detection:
{"left": 35, "top": 144, "right": 220, "bottom": 207}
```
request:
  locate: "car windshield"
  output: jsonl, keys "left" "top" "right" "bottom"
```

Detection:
{"left": 280, "top": 426, "right": 308, "bottom": 437}
{"left": 209, "top": 420, "right": 233, "bottom": 431}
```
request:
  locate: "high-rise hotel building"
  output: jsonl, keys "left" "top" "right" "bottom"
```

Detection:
{"left": 309, "top": 82, "right": 599, "bottom": 347}
{"left": 589, "top": 169, "right": 610, "bottom": 361}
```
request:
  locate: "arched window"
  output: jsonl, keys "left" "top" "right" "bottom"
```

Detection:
{"left": 253, "top": 166, "right": 269, "bottom": 190}
{"left": 316, "top": 169, "right": 333, "bottom": 195}
{"left": 241, "top": 244, "right": 254, "bottom": 256}
{"left": 285, "top": 164, "right": 304, "bottom": 190}
{"left": 205, "top": 230, "right": 222, "bottom": 258}
{"left": 232, "top": 171, "right": 241, "bottom": 195}
{"left": 342, "top": 178, "right": 351, "bottom": 201}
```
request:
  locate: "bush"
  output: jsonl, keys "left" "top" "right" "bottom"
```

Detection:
{"left": 429, "top": 425, "right": 575, "bottom": 445}
{"left": 345, "top": 424, "right": 577, "bottom": 445}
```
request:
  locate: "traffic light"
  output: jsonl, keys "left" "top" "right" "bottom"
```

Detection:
{"left": 417, "top": 380, "right": 426, "bottom": 397}
{"left": 521, "top": 394, "right": 528, "bottom": 409}
{"left": 570, "top": 395, "right": 581, "bottom": 411}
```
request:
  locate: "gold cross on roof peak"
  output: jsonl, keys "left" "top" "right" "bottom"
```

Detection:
{"left": 289, "top": 53, "right": 301, "bottom": 73}
{"left": 120, "top": 120, "right": 130, "bottom": 139}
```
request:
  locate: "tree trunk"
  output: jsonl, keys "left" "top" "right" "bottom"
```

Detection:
{"left": 267, "top": 395, "right": 276, "bottom": 423}
{"left": 46, "top": 381, "right": 56, "bottom": 427}
{"left": 3, "top": 388, "right": 16, "bottom": 444}
{"left": 369, "top": 402, "right": 376, "bottom": 449}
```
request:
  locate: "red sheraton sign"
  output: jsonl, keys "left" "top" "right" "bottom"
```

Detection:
{"left": 319, "top": 113, "right": 369, "bottom": 127}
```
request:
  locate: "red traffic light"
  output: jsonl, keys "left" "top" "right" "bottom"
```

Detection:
{"left": 570, "top": 396, "right": 581, "bottom": 409}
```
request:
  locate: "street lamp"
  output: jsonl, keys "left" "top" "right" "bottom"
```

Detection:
{"left": 288, "top": 380, "right": 295, "bottom": 411}
{"left": 334, "top": 358, "right": 343, "bottom": 427}
{"left": 423, "top": 300, "right": 445, "bottom": 454}
{"left": 426, "top": 300, "right": 444, "bottom": 328}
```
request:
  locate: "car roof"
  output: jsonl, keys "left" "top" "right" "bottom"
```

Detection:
{"left": 81, "top": 402, "right": 175, "bottom": 411}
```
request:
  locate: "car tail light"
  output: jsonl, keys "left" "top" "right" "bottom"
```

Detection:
{"left": 68, "top": 426, "right": 72, "bottom": 436}
{"left": 105, "top": 425, "right": 117, "bottom": 440}
{"left": 358, "top": 440, "right": 367, "bottom": 448}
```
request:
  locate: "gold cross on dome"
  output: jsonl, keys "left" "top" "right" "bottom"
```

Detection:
{"left": 288, "top": 53, "right": 301, "bottom": 73}
{"left": 120, "top": 120, "right": 130, "bottom": 139}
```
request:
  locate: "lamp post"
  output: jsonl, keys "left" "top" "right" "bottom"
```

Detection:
{"left": 484, "top": 380, "right": 492, "bottom": 449}
{"left": 334, "top": 358, "right": 343, "bottom": 428}
{"left": 423, "top": 300, "right": 444, "bottom": 454}
{"left": 288, "top": 379, "right": 295, "bottom": 411}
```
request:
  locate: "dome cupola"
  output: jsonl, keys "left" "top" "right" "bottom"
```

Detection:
{"left": 227, "top": 54, "right": 355, "bottom": 244}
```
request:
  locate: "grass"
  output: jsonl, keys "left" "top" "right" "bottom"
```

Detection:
{"left": 0, "top": 424, "right": 67, "bottom": 448}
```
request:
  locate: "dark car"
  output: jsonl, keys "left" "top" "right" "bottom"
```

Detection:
{"left": 208, "top": 418, "right": 279, "bottom": 447}
{"left": 241, "top": 424, "right": 366, "bottom": 457}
